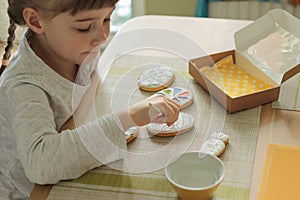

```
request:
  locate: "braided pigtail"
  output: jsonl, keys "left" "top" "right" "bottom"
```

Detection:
{"left": 0, "top": 19, "right": 17, "bottom": 76}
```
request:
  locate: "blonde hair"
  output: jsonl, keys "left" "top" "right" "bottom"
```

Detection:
{"left": 0, "top": 0, "right": 119, "bottom": 76}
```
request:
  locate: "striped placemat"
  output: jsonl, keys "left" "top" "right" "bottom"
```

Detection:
{"left": 272, "top": 73, "right": 300, "bottom": 111}
{"left": 48, "top": 54, "right": 261, "bottom": 200}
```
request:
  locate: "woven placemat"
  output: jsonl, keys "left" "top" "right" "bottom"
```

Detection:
{"left": 48, "top": 54, "right": 261, "bottom": 200}
{"left": 272, "top": 73, "right": 300, "bottom": 111}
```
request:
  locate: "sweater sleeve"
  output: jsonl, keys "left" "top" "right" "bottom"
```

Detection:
{"left": 9, "top": 83, "right": 126, "bottom": 185}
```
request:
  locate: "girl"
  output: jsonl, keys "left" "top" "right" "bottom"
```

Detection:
{"left": 0, "top": 0, "right": 180, "bottom": 199}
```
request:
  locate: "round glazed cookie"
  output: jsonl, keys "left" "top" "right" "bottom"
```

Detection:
{"left": 137, "top": 64, "right": 175, "bottom": 92}
{"left": 155, "top": 87, "right": 193, "bottom": 109}
{"left": 200, "top": 139, "right": 226, "bottom": 157}
{"left": 146, "top": 112, "right": 194, "bottom": 137}
{"left": 125, "top": 126, "right": 139, "bottom": 144}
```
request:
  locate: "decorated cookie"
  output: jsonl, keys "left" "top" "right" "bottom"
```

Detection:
{"left": 137, "top": 64, "right": 175, "bottom": 92}
{"left": 146, "top": 112, "right": 194, "bottom": 137}
{"left": 210, "top": 132, "right": 230, "bottom": 144}
{"left": 155, "top": 87, "right": 193, "bottom": 109}
{"left": 200, "top": 139, "right": 226, "bottom": 157}
{"left": 125, "top": 126, "right": 139, "bottom": 144}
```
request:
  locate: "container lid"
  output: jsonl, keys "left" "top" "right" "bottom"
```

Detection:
{"left": 235, "top": 9, "right": 300, "bottom": 84}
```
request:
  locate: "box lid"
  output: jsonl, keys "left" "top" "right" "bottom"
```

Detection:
{"left": 234, "top": 9, "right": 300, "bottom": 84}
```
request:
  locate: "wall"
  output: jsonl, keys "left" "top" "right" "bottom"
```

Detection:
{"left": 132, "top": 0, "right": 300, "bottom": 20}
{"left": 132, "top": 0, "right": 198, "bottom": 17}
{"left": 209, "top": 1, "right": 300, "bottom": 20}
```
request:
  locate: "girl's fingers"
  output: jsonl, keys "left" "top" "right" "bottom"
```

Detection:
{"left": 128, "top": 94, "right": 181, "bottom": 127}
{"left": 152, "top": 94, "right": 181, "bottom": 110}
{"left": 152, "top": 114, "right": 167, "bottom": 124}
{"left": 148, "top": 96, "right": 180, "bottom": 126}
{"left": 163, "top": 101, "right": 179, "bottom": 125}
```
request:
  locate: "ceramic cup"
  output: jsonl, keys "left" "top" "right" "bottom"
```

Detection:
{"left": 165, "top": 151, "right": 225, "bottom": 200}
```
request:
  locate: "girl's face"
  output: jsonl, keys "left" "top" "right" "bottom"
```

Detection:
{"left": 39, "top": 6, "right": 115, "bottom": 66}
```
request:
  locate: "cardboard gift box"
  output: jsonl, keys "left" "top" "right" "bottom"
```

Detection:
{"left": 189, "top": 9, "right": 300, "bottom": 113}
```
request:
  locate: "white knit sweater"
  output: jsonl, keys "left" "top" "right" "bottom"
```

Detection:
{"left": 0, "top": 34, "right": 126, "bottom": 199}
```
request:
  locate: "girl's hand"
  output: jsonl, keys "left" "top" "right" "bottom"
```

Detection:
{"left": 117, "top": 95, "right": 181, "bottom": 131}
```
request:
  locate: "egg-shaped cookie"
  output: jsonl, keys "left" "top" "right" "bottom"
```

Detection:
{"left": 137, "top": 64, "right": 175, "bottom": 92}
{"left": 147, "top": 112, "right": 194, "bottom": 137}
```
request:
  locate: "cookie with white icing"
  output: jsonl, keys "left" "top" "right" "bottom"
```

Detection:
{"left": 200, "top": 139, "right": 226, "bottom": 157}
{"left": 155, "top": 87, "right": 193, "bottom": 109}
{"left": 138, "top": 65, "right": 175, "bottom": 92}
{"left": 211, "top": 132, "right": 230, "bottom": 144}
{"left": 125, "top": 126, "right": 139, "bottom": 144}
{"left": 146, "top": 112, "right": 194, "bottom": 137}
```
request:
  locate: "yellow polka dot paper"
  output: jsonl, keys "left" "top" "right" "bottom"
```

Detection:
{"left": 200, "top": 55, "right": 273, "bottom": 98}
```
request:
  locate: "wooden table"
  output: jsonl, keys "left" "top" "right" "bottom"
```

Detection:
{"left": 29, "top": 16, "right": 300, "bottom": 200}
{"left": 29, "top": 104, "right": 300, "bottom": 200}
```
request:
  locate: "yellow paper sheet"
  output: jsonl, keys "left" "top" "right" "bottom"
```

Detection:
{"left": 200, "top": 55, "right": 272, "bottom": 98}
{"left": 258, "top": 144, "right": 300, "bottom": 200}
